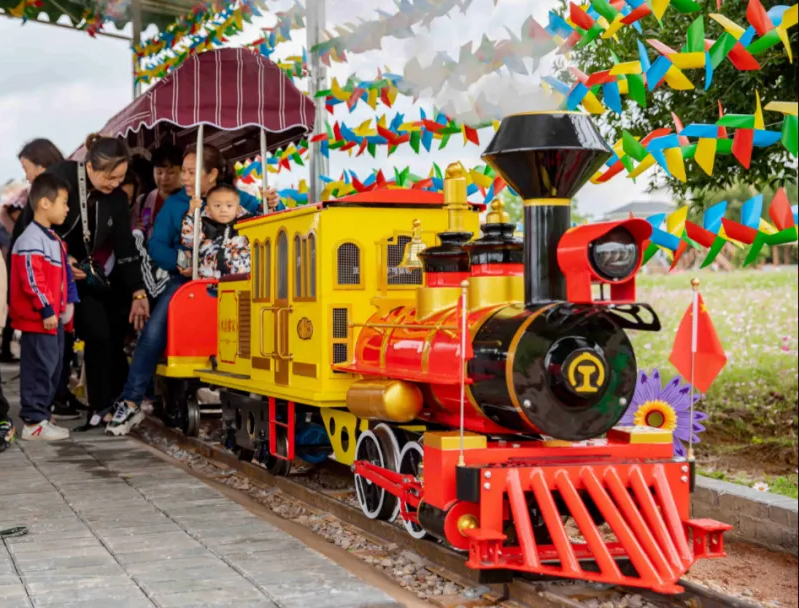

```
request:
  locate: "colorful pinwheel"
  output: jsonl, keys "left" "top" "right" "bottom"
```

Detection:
{"left": 711, "top": 0, "right": 798, "bottom": 63}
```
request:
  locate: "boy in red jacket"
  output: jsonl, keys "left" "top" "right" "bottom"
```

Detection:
{"left": 10, "top": 173, "right": 77, "bottom": 441}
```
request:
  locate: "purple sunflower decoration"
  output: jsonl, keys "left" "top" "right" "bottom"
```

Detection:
{"left": 618, "top": 368, "right": 707, "bottom": 458}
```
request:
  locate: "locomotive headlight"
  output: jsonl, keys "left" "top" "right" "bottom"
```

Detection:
{"left": 589, "top": 227, "right": 639, "bottom": 280}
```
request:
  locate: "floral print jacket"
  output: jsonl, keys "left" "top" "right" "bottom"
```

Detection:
{"left": 180, "top": 210, "right": 251, "bottom": 279}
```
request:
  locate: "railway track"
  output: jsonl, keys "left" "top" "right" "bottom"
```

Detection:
{"left": 134, "top": 417, "right": 765, "bottom": 608}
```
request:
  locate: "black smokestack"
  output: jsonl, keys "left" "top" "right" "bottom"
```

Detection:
{"left": 481, "top": 112, "right": 611, "bottom": 306}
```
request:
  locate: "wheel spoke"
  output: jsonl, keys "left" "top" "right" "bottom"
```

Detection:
{"left": 398, "top": 440, "right": 427, "bottom": 539}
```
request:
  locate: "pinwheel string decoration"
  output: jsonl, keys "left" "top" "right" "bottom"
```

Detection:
{"left": 641, "top": 187, "right": 798, "bottom": 269}
{"left": 235, "top": 159, "right": 517, "bottom": 207}
{"left": 319, "top": 74, "right": 404, "bottom": 113}
{"left": 592, "top": 95, "right": 797, "bottom": 184}
{"left": 316, "top": 162, "right": 516, "bottom": 203}
{"left": 543, "top": 1, "right": 797, "bottom": 116}
{"left": 135, "top": 2, "right": 256, "bottom": 84}
{"left": 308, "top": 110, "right": 498, "bottom": 159}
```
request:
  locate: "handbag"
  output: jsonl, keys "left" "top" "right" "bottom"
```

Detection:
{"left": 75, "top": 163, "right": 111, "bottom": 294}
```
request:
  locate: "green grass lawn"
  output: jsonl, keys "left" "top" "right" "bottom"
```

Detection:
{"left": 632, "top": 267, "right": 798, "bottom": 496}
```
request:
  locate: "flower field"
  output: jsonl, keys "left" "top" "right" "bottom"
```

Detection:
{"left": 633, "top": 267, "right": 798, "bottom": 496}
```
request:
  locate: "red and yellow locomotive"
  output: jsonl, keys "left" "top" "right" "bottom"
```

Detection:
{"left": 158, "top": 111, "right": 730, "bottom": 593}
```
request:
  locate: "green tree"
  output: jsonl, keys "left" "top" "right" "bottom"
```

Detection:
{"left": 556, "top": 0, "right": 798, "bottom": 209}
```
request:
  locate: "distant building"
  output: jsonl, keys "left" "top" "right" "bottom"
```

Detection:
{"left": 603, "top": 201, "right": 675, "bottom": 222}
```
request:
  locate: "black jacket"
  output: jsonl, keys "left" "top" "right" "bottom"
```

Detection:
{"left": 14, "top": 161, "right": 144, "bottom": 295}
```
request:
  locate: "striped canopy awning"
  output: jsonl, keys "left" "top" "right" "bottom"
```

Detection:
{"left": 72, "top": 48, "right": 315, "bottom": 163}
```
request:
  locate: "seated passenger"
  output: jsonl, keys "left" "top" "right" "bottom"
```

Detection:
{"left": 178, "top": 184, "right": 252, "bottom": 279}
{"left": 106, "top": 144, "right": 281, "bottom": 437}
{"left": 132, "top": 144, "right": 183, "bottom": 239}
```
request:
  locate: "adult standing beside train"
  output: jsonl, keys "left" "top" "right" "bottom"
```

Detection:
{"left": 106, "top": 144, "right": 282, "bottom": 436}
{"left": 33, "top": 135, "right": 151, "bottom": 431}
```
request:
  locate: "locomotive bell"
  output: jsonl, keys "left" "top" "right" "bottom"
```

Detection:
{"left": 481, "top": 112, "right": 611, "bottom": 306}
{"left": 399, "top": 219, "right": 426, "bottom": 269}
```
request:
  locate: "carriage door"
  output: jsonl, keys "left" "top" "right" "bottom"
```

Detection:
{"left": 274, "top": 230, "right": 292, "bottom": 386}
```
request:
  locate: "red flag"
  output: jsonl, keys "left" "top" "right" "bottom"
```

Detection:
{"left": 669, "top": 293, "right": 727, "bottom": 393}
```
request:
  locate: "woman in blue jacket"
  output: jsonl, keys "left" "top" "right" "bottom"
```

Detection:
{"left": 106, "top": 144, "right": 283, "bottom": 435}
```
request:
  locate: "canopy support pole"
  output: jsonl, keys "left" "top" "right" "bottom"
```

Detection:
{"left": 131, "top": 0, "right": 142, "bottom": 99}
{"left": 306, "top": 0, "right": 328, "bottom": 204}
{"left": 260, "top": 129, "right": 270, "bottom": 214}
{"left": 191, "top": 125, "right": 205, "bottom": 281}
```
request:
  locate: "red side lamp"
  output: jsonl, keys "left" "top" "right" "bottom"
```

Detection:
{"left": 557, "top": 218, "right": 652, "bottom": 304}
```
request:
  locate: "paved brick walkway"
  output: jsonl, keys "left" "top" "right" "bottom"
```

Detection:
{"left": 0, "top": 369, "right": 400, "bottom": 608}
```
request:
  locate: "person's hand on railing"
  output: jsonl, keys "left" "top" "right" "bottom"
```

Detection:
{"left": 263, "top": 188, "right": 280, "bottom": 211}
{"left": 189, "top": 196, "right": 203, "bottom": 214}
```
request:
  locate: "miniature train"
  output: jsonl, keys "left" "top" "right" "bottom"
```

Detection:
{"left": 154, "top": 112, "right": 730, "bottom": 593}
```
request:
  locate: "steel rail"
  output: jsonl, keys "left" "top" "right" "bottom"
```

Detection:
{"left": 136, "top": 417, "right": 764, "bottom": 608}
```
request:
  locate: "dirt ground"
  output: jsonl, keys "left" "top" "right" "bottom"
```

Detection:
{"left": 686, "top": 542, "right": 798, "bottom": 607}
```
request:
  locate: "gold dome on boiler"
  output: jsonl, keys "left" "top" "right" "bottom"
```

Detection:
{"left": 486, "top": 199, "right": 510, "bottom": 224}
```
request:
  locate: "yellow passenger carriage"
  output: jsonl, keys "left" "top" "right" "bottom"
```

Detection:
{"left": 160, "top": 186, "right": 482, "bottom": 473}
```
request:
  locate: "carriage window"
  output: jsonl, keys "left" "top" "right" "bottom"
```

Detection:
{"left": 277, "top": 231, "right": 288, "bottom": 299}
{"left": 253, "top": 241, "right": 271, "bottom": 301}
{"left": 331, "top": 307, "right": 351, "bottom": 368}
{"left": 261, "top": 240, "right": 271, "bottom": 300}
{"left": 253, "top": 241, "right": 261, "bottom": 297}
{"left": 308, "top": 234, "right": 316, "bottom": 298}
{"left": 294, "top": 235, "right": 302, "bottom": 298}
{"left": 336, "top": 243, "right": 361, "bottom": 287}
{"left": 386, "top": 235, "right": 423, "bottom": 286}
{"left": 294, "top": 232, "right": 316, "bottom": 300}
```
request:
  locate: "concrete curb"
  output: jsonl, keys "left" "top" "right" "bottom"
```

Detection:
{"left": 692, "top": 475, "right": 798, "bottom": 555}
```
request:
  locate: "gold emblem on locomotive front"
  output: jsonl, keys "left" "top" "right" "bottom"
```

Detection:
{"left": 566, "top": 352, "right": 605, "bottom": 394}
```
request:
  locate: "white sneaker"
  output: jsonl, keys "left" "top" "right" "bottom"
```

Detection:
{"left": 106, "top": 401, "right": 145, "bottom": 437}
{"left": 21, "top": 420, "right": 70, "bottom": 441}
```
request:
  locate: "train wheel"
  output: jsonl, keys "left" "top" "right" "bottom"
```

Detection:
{"left": 261, "top": 427, "right": 292, "bottom": 477}
{"left": 182, "top": 395, "right": 201, "bottom": 438}
{"left": 398, "top": 440, "right": 428, "bottom": 539}
{"left": 354, "top": 430, "right": 398, "bottom": 521}
{"left": 373, "top": 424, "right": 402, "bottom": 522}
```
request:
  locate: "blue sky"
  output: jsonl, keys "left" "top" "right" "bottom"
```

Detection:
{"left": 0, "top": 0, "right": 667, "bottom": 217}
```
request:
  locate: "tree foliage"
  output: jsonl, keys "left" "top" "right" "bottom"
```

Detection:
{"left": 556, "top": 0, "right": 798, "bottom": 209}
